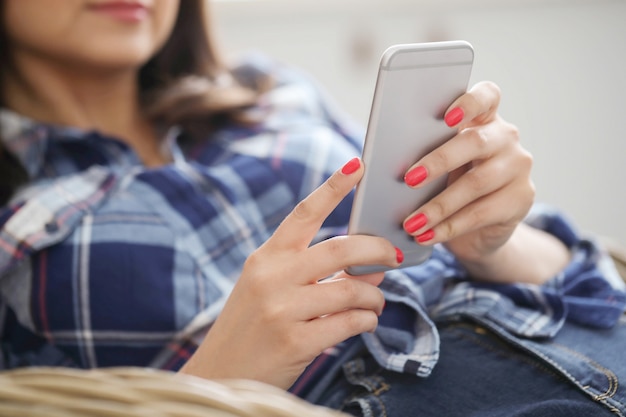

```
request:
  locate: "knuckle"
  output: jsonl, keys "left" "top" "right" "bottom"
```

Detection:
{"left": 484, "top": 80, "right": 502, "bottom": 98}
{"left": 243, "top": 250, "right": 279, "bottom": 278}
{"left": 467, "top": 206, "right": 487, "bottom": 231}
{"left": 527, "top": 179, "right": 536, "bottom": 201}
{"left": 427, "top": 150, "right": 450, "bottom": 173}
{"left": 343, "top": 311, "right": 360, "bottom": 332}
{"left": 244, "top": 250, "right": 263, "bottom": 268}
{"left": 465, "top": 168, "right": 489, "bottom": 192}
{"left": 428, "top": 198, "right": 448, "bottom": 220}
{"left": 292, "top": 199, "right": 313, "bottom": 221}
{"left": 438, "top": 220, "right": 456, "bottom": 241}
{"left": 259, "top": 302, "right": 286, "bottom": 324}
{"left": 337, "top": 279, "right": 360, "bottom": 304}
{"left": 369, "top": 237, "right": 396, "bottom": 266}
{"left": 497, "top": 120, "right": 521, "bottom": 145}
{"left": 324, "top": 173, "right": 343, "bottom": 197}
{"left": 468, "top": 128, "right": 490, "bottom": 151}
{"left": 344, "top": 310, "right": 378, "bottom": 335}
{"left": 325, "top": 237, "right": 351, "bottom": 261}
{"left": 280, "top": 327, "right": 304, "bottom": 353}
{"left": 241, "top": 250, "right": 288, "bottom": 293}
{"left": 507, "top": 123, "right": 521, "bottom": 143}
{"left": 476, "top": 80, "right": 502, "bottom": 106}
{"left": 520, "top": 147, "right": 534, "bottom": 170}
{"left": 238, "top": 258, "right": 265, "bottom": 290}
{"left": 520, "top": 179, "right": 536, "bottom": 213}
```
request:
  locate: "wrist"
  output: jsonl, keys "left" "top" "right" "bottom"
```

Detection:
{"left": 458, "top": 223, "right": 571, "bottom": 285}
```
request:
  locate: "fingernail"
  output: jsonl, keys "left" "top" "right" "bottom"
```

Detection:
{"left": 341, "top": 157, "right": 360, "bottom": 175}
{"left": 415, "top": 229, "right": 435, "bottom": 243}
{"left": 404, "top": 213, "right": 427, "bottom": 234}
{"left": 404, "top": 166, "right": 427, "bottom": 187}
{"left": 444, "top": 107, "right": 464, "bottom": 127}
{"left": 395, "top": 247, "right": 404, "bottom": 264}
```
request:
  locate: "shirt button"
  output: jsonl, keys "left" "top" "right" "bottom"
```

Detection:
{"left": 45, "top": 221, "right": 59, "bottom": 233}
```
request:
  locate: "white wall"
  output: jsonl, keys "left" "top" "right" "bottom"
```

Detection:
{"left": 212, "top": 0, "right": 626, "bottom": 245}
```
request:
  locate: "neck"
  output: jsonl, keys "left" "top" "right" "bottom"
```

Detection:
{"left": 3, "top": 53, "right": 170, "bottom": 166}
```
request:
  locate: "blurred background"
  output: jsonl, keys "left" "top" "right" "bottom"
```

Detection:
{"left": 212, "top": 0, "right": 626, "bottom": 245}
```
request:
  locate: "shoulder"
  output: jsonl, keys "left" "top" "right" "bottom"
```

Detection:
{"left": 189, "top": 54, "right": 364, "bottom": 199}
{"left": 230, "top": 53, "right": 361, "bottom": 136}
{"left": 230, "top": 52, "right": 319, "bottom": 93}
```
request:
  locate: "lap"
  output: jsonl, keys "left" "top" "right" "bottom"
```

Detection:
{"left": 316, "top": 321, "right": 616, "bottom": 417}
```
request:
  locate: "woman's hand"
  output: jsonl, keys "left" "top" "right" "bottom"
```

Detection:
{"left": 180, "top": 158, "right": 402, "bottom": 389}
{"left": 402, "top": 81, "right": 569, "bottom": 284}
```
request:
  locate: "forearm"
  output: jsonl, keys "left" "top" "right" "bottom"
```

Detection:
{"left": 458, "top": 223, "right": 571, "bottom": 285}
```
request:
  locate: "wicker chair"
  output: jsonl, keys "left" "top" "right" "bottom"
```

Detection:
{"left": 0, "top": 366, "right": 348, "bottom": 417}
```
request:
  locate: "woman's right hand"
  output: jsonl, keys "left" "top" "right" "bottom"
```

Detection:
{"left": 180, "top": 157, "right": 402, "bottom": 389}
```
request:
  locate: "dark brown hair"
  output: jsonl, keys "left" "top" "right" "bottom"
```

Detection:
{"left": 139, "top": 1, "right": 264, "bottom": 131}
{"left": 0, "top": 0, "right": 28, "bottom": 206}
{"left": 0, "top": 0, "right": 264, "bottom": 205}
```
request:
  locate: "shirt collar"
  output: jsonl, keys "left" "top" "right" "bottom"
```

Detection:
{"left": 0, "top": 108, "right": 91, "bottom": 178}
{"left": 0, "top": 108, "right": 185, "bottom": 177}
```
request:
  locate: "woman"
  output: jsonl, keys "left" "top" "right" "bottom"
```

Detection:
{"left": 0, "top": 1, "right": 624, "bottom": 416}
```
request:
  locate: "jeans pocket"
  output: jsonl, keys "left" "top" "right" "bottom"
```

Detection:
{"left": 318, "top": 354, "right": 391, "bottom": 417}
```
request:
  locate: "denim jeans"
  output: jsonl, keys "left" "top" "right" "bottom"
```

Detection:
{"left": 316, "top": 320, "right": 619, "bottom": 417}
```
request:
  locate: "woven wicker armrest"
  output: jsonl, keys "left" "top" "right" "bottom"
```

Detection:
{"left": 0, "top": 367, "right": 348, "bottom": 417}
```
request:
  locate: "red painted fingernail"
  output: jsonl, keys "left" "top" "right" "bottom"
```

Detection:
{"left": 444, "top": 107, "right": 464, "bottom": 127}
{"left": 404, "top": 166, "right": 427, "bottom": 187}
{"left": 395, "top": 247, "right": 404, "bottom": 264}
{"left": 404, "top": 213, "right": 427, "bottom": 234}
{"left": 341, "top": 157, "right": 360, "bottom": 175}
{"left": 415, "top": 229, "right": 435, "bottom": 243}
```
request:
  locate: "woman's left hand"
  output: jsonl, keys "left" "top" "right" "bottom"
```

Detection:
{"left": 402, "top": 81, "right": 535, "bottom": 268}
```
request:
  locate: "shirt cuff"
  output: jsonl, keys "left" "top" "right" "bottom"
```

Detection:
{"left": 526, "top": 203, "right": 626, "bottom": 329}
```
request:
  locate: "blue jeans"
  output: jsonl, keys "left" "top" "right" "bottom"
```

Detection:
{"left": 316, "top": 321, "right": 617, "bottom": 417}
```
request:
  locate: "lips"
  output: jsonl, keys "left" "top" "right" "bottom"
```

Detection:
{"left": 88, "top": 1, "right": 150, "bottom": 22}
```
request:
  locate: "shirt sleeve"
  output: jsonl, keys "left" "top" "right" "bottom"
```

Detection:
{"left": 360, "top": 202, "right": 626, "bottom": 378}
{"left": 523, "top": 203, "right": 626, "bottom": 328}
{"left": 430, "top": 203, "right": 626, "bottom": 335}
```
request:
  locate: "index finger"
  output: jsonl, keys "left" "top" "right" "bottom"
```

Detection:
{"left": 267, "top": 157, "right": 364, "bottom": 251}
{"left": 444, "top": 81, "right": 501, "bottom": 129}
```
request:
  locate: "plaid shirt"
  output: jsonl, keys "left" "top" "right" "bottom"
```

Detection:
{"left": 1, "top": 57, "right": 624, "bottom": 398}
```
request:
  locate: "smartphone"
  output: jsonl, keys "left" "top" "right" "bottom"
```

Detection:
{"left": 346, "top": 40, "right": 474, "bottom": 275}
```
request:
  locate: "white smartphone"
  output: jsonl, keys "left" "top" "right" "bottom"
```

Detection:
{"left": 346, "top": 40, "right": 474, "bottom": 275}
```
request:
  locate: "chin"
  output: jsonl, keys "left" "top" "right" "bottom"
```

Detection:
{"left": 75, "top": 41, "right": 157, "bottom": 72}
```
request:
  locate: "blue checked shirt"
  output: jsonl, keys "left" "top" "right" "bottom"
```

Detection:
{"left": 1, "top": 57, "right": 625, "bottom": 396}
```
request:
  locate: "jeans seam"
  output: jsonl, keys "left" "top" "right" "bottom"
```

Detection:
{"left": 339, "top": 389, "right": 388, "bottom": 417}
{"left": 344, "top": 359, "right": 375, "bottom": 393}
{"left": 341, "top": 359, "right": 390, "bottom": 417}
{"left": 348, "top": 396, "right": 388, "bottom": 417}
{"left": 550, "top": 342, "right": 620, "bottom": 402}
{"left": 447, "top": 323, "right": 625, "bottom": 415}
